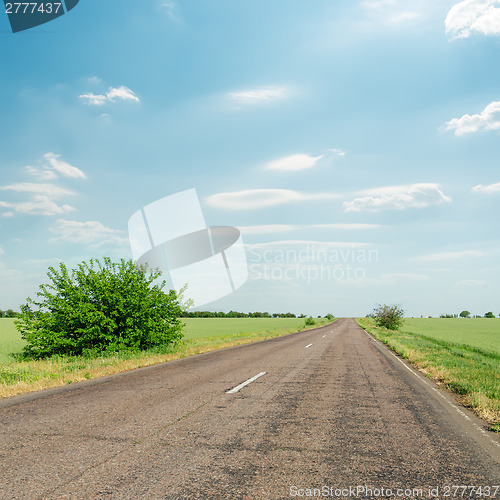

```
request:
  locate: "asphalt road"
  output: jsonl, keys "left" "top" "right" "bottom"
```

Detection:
{"left": 1, "top": 318, "right": 499, "bottom": 499}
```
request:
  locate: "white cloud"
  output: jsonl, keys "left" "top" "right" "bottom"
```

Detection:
{"left": 328, "top": 148, "right": 347, "bottom": 157}
{"left": 25, "top": 165, "right": 58, "bottom": 181}
{"left": 0, "top": 183, "right": 74, "bottom": 197}
{"left": 1, "top": 196, "right": 75, "bottom": 216}
{"left": 246, "top": 240, "right": 371, "bottom": 249}
{"left": 444, "top": 101, "right": 500, "bottom": 135}
{"left": 472, "top": 181, "right": 500, "bottom": 192}
{"left": 416, "top": 250, "right": 484, "bottom": 261}
{"left": 24, "top": 153, "right": 85, "bottom": 181}
{"left": 239, "top": 223, "right": 382, "bottom": 235}
{"left": 239, "top": 225, "right": 297, "bottom": 235}
{"left": 228, "top": 86, "right": 289, "bottom": 104}
{"left": 79, "top": 86, "right": 140, "bottom": 106}
{"left": 49, "top": 219, "right": 126, "bottom": 245}
{"left": 205, "top": 189, "right": 336, "bottom": 210}
{"left": 343, "top": 183, "right": 451, "bottom": 212}
{"left": 43, "top": 153, "right": 86, "bottom": 179}
{"left": 445, "top": 0, "right": 500, "bottom": 39}
{"left": 312, "top": 223, "right": 383, "bottom": 230}
{"left": 0, "top": 154, "right": 84, "bottom": 217}
{"left": 265, "top": 154, "right": 323, "bottom": 172}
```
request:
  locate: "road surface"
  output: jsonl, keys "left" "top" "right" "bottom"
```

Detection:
{"left": 1, "top": 318, "right": 499, "bottom": 499}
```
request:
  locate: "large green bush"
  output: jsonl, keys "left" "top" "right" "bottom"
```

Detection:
{"left": 16, "top": 257, "right": 183, "bottom": 358}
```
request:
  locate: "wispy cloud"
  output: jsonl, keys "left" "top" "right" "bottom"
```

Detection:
{"left": 49, "top": 219, "right": 126, "bottom": 245}
{"left": 25, "top": 153, "right": 85, "bottom": 181}
{"left": 444, "top": 101, "right": 500, "bottom": 135}
{"left": 0, "top": 196, "right": 75, "bottom": 216}
{"left": 80, "top": 86, "right": 140, "bottom": 106}
{"left": 265, "top": 154, "right": 323, "bottom": 172}
{"left": 239, "top": 224, "right": 296, "bottom": 235}
{"left": 0, "top": 154, "right": 84, "bottom": 217}
{"left": 472, "top": 181, "right": 500, "bottom": 192}
{"left": 160, "top": 1, "right": 182, "bottom": 22}
{"left": 43, "top": 153, "right": 86, "bottom": 179}
{"left": 343, "top": 183, "right": 451, "bottom": 212}
{"left": 446, "top": 0, "right": 500, "bottom": 39}
{"left": 239, "top": 223, "right": 382, "bottom": 235}
{"left": 246, "top": 240, "right": 371, "bottom": 249}
{"left": 205, "top": 189, "right": 336, "bottom": 210}
{"left": 381, "top": 273, "right": 431, "bottom": 282}
{"left": 228, "top": 86, "right": 289, "bottom": 104}
{"left": 0, "top": 183, "right": 74, "bottom": 197}
{"left": 415, "top": 250, "right": 484, "bottom": 261}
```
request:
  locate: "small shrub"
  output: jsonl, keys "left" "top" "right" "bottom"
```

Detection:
{"left": 16, "top": 257, "right": 183, "bottom": 359}
{"left": 305, "top": 317, "right": 316, "bottom": 326}
{"left": 372, "top": 303, "right": 405, "bottom": 331}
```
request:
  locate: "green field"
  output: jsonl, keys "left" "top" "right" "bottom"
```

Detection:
{"left": 0, "top": 319, "right": 23, "bottom": 363}
{"left": 403, "top": 318, "right": 500, "bottom": 352}
{"left": 357, "top": 317, "right": 499, "bottom": 428}
{"left": 0, "top": 317, "right": 329, "bottom": 398}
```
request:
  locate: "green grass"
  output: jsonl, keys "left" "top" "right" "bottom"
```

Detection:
{"left": 182, "top": 317, "right": 310, "bottom": 339}
{"left": 402, "top": 318, "right": 500, "bottom": 353}
{"left": 357, "top": 317, "right": 500, "bottom": 425}
{"left": 0, "top": 317, "right": 330, "bottom": 398}
{"left": 0, "top": 319, "right": 24, "bottom": 363}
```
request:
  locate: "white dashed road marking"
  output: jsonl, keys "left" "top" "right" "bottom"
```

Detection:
{"left": 226, "top": 372, "right": 267, "bottom": 394}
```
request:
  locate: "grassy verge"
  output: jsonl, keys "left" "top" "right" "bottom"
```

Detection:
{"left": 356, "top": 318, "right": 500, "bottom": 429}
{"left": 0, "top": 317, "right": 332, "bottom": 399}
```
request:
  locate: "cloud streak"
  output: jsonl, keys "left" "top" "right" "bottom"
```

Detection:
{"left": 415, "top": 250, "right": 484, "bottom": 261}
{"left": 0, "top": 196, "right": 75, "bottom": 216}
{"left": 206, "top": 189, "right": 336, "bottom": 210}
{"left": 343, "top": 183, "right": 451, "bottom": 212}
{"left": 228, "top": 86, "right": 289, "bottom": 104}
{"left": 49, "top": 219, "right": 126, "bottom": 245}
{"left": 472, "top": 182, "right": 500, "bottom": 192}
{"left": 265, "top": 154, "right": 323, "bottom": 172}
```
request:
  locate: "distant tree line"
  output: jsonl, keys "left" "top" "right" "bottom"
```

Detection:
{"left": 439, "top": 310, "right": 497, "bottom": 319}
{"left": 0, "top": 309, "right": 19, "bottom": 318}
{"left": 182, "top": 311, "right": 299, "bottom": 318}
{"left": 181, "top": 311, "right": 336, "bottom": 319}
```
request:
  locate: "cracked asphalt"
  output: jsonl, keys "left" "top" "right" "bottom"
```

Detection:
{"left": 1, "top": 318, "right": 499, "bottom": 499}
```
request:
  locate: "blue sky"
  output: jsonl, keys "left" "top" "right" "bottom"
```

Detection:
{"left": 1, "top": 0, "right": 499, "bottom": 317}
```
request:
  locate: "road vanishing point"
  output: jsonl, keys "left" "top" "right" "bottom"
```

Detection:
{"left": 1, "top": 318, "right": 499, "bottom": 498}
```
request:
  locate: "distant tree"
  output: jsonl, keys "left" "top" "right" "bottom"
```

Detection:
{"left": 372, "top": 304, "right": 405, "bottom": 330}
{"left": 459, "top": 310, "right": 471, "bottom": 318}
{"left": 484, "top": 312, "right": 495, "bottom": 318}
